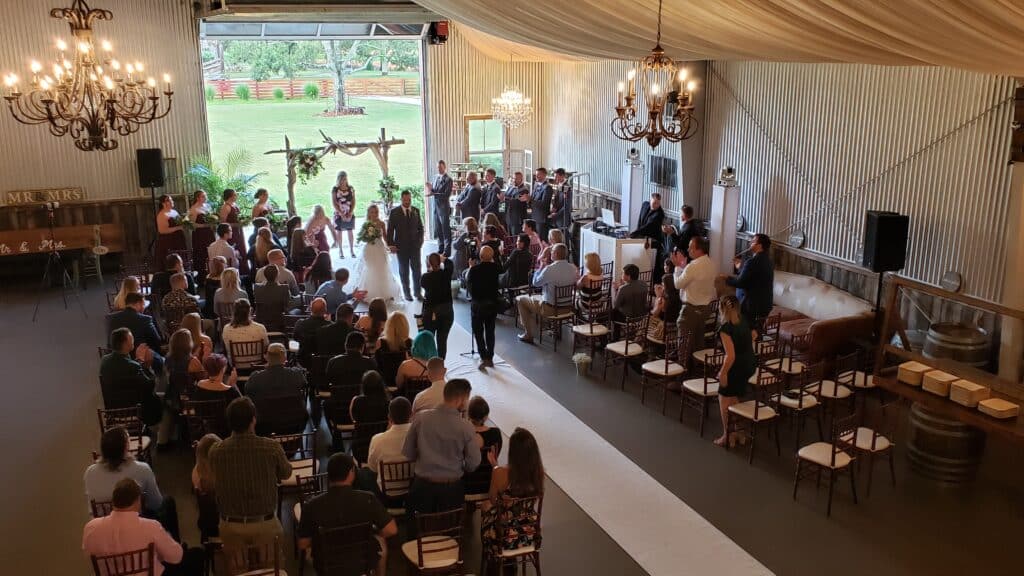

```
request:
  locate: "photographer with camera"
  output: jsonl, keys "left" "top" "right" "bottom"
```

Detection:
{"left": 466, "top": 245, "right": 502, "bottom": 371}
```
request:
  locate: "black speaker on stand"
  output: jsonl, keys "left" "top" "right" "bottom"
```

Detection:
{"left": 136, "top": 148, "right": 165, "bottom": 257}
{"left": 862, "top": 210, "right": 910, "bottom": 337}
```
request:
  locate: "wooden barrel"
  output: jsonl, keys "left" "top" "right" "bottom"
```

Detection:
{"left": 907, "top": 403, "right": 986, "bottom": 483}
{"left": 923, "top": 322, "right": 989, "bottom": 368}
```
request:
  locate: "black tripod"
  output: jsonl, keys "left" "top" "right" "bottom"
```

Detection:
{"left": 32, "top": 204, "right": 87, "bottom": 322}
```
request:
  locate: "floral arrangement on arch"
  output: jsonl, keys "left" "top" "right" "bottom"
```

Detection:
{"left": 357, "top": 220, "right": 382, "bottom": 245}
{"left": 295, "top": 150, "right": 324, "bottom": 184}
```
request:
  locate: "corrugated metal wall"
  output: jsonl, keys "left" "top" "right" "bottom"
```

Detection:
{"left": 702, "top": 61, "right": 1016, "bottom": 300}
{"left": 0, "top": 0, "right": 208, "bottom": 203}
{"left": 422, "top": 26, "right": 545, "bottom": 173}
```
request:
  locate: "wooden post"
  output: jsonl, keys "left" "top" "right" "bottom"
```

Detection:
{"left": 285, "top": 136, "right": 297, "bottom": 217}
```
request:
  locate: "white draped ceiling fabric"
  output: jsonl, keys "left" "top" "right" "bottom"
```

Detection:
{"left": 416, "top": 0, "right": 1024, "bottom": 75}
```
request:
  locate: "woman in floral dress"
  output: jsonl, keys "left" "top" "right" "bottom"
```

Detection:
{"left": 481, "top": 427, "right": 544, "bottom": 559}
{"left": 331, "top": 171, "right": 356, "bottom": 258}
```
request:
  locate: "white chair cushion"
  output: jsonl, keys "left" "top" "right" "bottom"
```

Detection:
{"left": 606, "top": 340, "right": 645, "bottom": 357}
{"left": 763, "top": 357, "right": 805, "bottom": 374}
{"left": 500, "top": 545, "right": 537, "bottom": 558}
{"left": 281, "top": 459, "right": 315, "bottom": 486}
{"left": 316, "top": 390, "right": 332, "bottom": 398}
{"left": 692, "top": 348, "right": 718, "bottom": 363}
{"left": 387, "top": 507, "right": 406, "bottom": 516}
{"left": 288, "top": 339, "right": 300, "bottom": 353}
{"left": 573, "top": 324, "right": 609, "bottom": 337}
{"left": 682, "top": 378, "right": 719, "bottom": 396}
{"left": 798, "top": 442, "right": 852, "bottom": 468}
{"left": 748, "top": 368, "right": 774, "bottom": 385}
{"left": 333, "top": 423, "right": 356, "bottom": 432}
{"left": 293, "top": 502, "right": 301, "bottom": 523}
{"left": 850, "top": 371, "right": 875, "bottom": 389}
{"left": 401, "top": 536, "right": 460, "bottom": 569}
{"left": 817, "top": 380, "right": 853, "bottom": 399}
{"left": 642, "top": 360, "right": 685, "bottom": 376}
{"left": 464, "top": 492, "right": 490, "bottom": 503}
{"left": 839, "top": 427, "right": 891, "bottom": 452}
{"left": 772, "top": 392, "right": 818, "bottom": 410}
{"left": 728, "top": 400, "right": 777, "bottom": 421}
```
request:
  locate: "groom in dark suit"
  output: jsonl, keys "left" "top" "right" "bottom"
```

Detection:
{"left": 388, "top": 189, "right": 425, "bottom": 301}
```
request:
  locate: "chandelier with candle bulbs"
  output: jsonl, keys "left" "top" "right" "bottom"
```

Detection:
{"left": 491, "top": 53, "right": 533, "bottom": 129}
{"left": 2, "top": 0, "right": 173, "bottom": 152}
{"left": 611, "top": 0, "right": 697, "bottom": 148}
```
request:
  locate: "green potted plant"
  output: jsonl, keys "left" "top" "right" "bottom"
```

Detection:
{"left": 184, "top": 148, "right": 267, "bottom": 225}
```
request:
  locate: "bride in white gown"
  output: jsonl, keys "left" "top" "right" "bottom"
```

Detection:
{"left": 352, "top": 204, "right": 404, "bottom": 303}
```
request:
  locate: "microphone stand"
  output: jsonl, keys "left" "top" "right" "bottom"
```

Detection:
{"left": 32, "top": 204, "right": 87, "bottom": 322}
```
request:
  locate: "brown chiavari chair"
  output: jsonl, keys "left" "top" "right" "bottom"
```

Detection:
{"left": 272, "top": 430, "right": 318, "bottom": 519}
{"left": 400, "top": 376, "right": 432, "bottom": 402}
{"left": 702, "top": 298, "right": 720, "bottom": 347}
{"left": 380, "top": 460, "right": 415, "bottom": 517}
{"left": 106, "top": 291, "right": 117, "bottom": 312}
{"left": 316, "top": 523, "right": 379, "bottom": 576}
{"left": 323, "top": 383, "right": 361, "bottom": 450}
{"left": 402, "top": 508, "right": 465, "bottom": 574}
{"left": 603, "top": 314, "right": 649, "bottom": 389}
{"left": 215, "top": 301, "right": 237, "bottom": 330}
{"left": 308, "top": 354, "right": 332, "bottom": 423}
{"left": 90, "top": 499, "right": 114, "bottom": 518}
{"left": 118, "top": 261, "right": 153, "bottom": 297}
{"left": 571, "top": 278, "right": 611, "bottom": 365}
{"left": 747, "top": 339, "right": 782, "bottom": 386}
{"left": 169, "top": 249, "right": 194, "bottom": 273}
{"left": 283, "top": 313, "right": 308, "bottom": 357}
{"left": 600, "top": 261, "right": 614, "bottom": 278}
{"left": 538, "top": 283, "right": 577, "bottom": 351}
{"left": 479, "top": 495, "right": 544, "bottom": 576}
{"left": 794, "top": 411, "right": 859, "bottom": 517}
{"left": 774, "top": 362, "right": 825, "bottom": 451}
{"left": 838, "top": 394, "right": 899, "bottom": 496}
{"left": 228, "top": 339, "right": 267, "bottom": 389}
{"left": 640, "top": 324, "right": 688, "bottom": 414}
{"left": 224, "top": 535, "right": 283, "bottom": 576}
{"left": 777, "top": 332, "right": 812, "bottom": 377}
{"left": 758, "top": 313, "right": 782, "bottom": 352}
{"left": 817, "top": 351, "right": 857, "bottom": 430}
{"left": 294, "top": 472, "right": 329, "bottom": 568}
{"left": 97, "top": 406, "right": 151, "bottom": 462}
{"left": 727, "top": 368, "right": 783, "bottom": 464}
{"left": 183, "top": 397, "right": 230, "bottom": 440}
{"left": 350, "top": 420, "right": 389, "bottom": 466}
{"left": 90, "top": 543, "right": 155, "bottom": 576}
{"left": 680, "top": 350, "right": 723, "bottom": 437}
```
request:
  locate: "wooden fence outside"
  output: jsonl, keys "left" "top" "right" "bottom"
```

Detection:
{"left": 207, "top": 77, "right": 420, "bottom": 100}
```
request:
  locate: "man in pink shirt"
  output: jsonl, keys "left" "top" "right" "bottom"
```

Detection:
{"left": 83, "top": 478, "right": 196, "bottom": 575}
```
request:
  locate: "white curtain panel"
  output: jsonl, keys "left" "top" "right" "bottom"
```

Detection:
{"left": 417, "top": 0, "right": 1024, "bottom": 75}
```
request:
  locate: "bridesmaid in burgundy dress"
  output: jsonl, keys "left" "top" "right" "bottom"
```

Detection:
{"left": 154, "top": 194, "right": 187, "bottom": 268}
{"left": 188, "top": 190, "right": 215, "bottom": 281}
{"left": 304, "top": 204, "right": 332, "bottom": 253}
{"left": 251, "top": 188, "right": 271, "bottom": 220}
{"left": 219, "top": 189, "right": 249, "bottom": 275}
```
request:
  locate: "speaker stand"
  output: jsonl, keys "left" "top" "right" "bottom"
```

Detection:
{"left": 872, "top": 272, "right": 886, "bottom": 340}
{"left": 146, "top": 185, "right": 158, "bottom": 256}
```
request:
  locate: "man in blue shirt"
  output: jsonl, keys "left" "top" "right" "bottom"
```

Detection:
{"left": 515, "top": 243, "right": 578, "bottom": 344}
{"left": 313, "top": 267, "right": 366, "bottom": 313}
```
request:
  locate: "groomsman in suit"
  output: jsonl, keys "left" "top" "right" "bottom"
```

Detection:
{"left": 504, "top": 171, "right": 530, "bottom": 235}
{"left": 425, "top": 160, "right": 454, "bottom": 256}
{"left": 630, "top": 192, "right": 666, "bottom": 266}
{"left": 663, "top": 204, "right": 705, "bottom": 259}
{"left": 455, "top": 171, "right": 483, "bottom": 223}
{"left": 480, "top": 168, "right": 502, "bottom": 218}
{"left": 550, "top": 168, "right": 573, "bottom": 232}
{"left": 388, "top": 190, "right": 426, "bottom": 301}
{"left": 530, "top": 167, "right": 554, "bottom": 237}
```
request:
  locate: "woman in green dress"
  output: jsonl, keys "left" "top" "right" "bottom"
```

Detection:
{"left": 715, "top": 295, "right": 759, "bottom": 447}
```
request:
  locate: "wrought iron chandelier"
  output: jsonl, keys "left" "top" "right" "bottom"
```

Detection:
{"left": 491, "top": 54, "right": 533, "bottom": 128}
{"left": 2, "top": 0, "right": 174, "bottom": 152}
{"left": 611, "top": 0, "right": 697, "bottom": 148}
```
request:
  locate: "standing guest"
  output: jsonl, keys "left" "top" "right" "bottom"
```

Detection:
{"left": 612, "top": 264, "right": 649, "bottom": 321}
{"left": 314, "top": 268, "right": 361, "bottom": 314}
{"left": 99, "top": 328, "right": 161, "bottom": 423}
{"left": 82, "top": 479, "right": 196, "bottom": 576}
{"left": 317, "top": 303, "right": 356, "bottom": 357}
{"left": 480, "top": 428, "right": 544, "bottom": 557}
{"left": 251, "top": 188, "right": 271, "bottom": 220}
{"left": 577, "top": 252, "right": 606, "bottom": 312}
{"left": 714, "top": 295, "right": 758, "bottom": 447}
{"left": 192, "top": 434, "right": 221, "bottom": 542}
{"left": 664, "top": 204, "right": 705, "bottom": 259}
{"left": 387, "top": 189, "right": 425, "bottom": 301}
{"left": 550, "top": 168, "right": 573, "bottom": 233}
{"left": 209, "top": 397, "right": 292, "bottom": 553}
{"left": 112, "top": 276, "right": 142, "bottom": 311}
{"left": 411, "top": 357, "right": 447, "bottom": 414}
{"left": 331, "top": 171, "right": 357, "bottom": 258}
{"left": 221, "top": 300, "right": 269, "bottom": 368}
{"left": 161, "top": 273, "right": 200, "bottom": 317}
{"left": 253, "top": 227, "right": 274, "bottom": 268}
{"left": 463, "top": 396, "right": 502, "bottom": 495}
{"left": 481, "top": 168, "right": 503, "bottom": 218}
{"left": 188, "top": 190, "right": 215, "bottom": 281}
{"left": 367, "top": 398, "right": 413, "bottom": 486}
{"left": 181, "top": 312, "right": 212, "bottom": 362}
{"left": 255, "top": 249, "right": 300, "bottom": 295}
{"left": 208, "top": 223, "right": 239, "bottom": 270}
{"left": 515, "top": 243, "right": 577, "bottom": 344}
{"left": 467, "top": 245, "right": 501, "bottom": 370}
{"left": 481, "top": 226, "right": 504, "bottom": 270}
{"left": 213, "top": 268, "right": 247, "bottom": 321}
{"left": 350, "top": 370, "right": 390, "bottom": 424}
{"left": 420, "top": 253, "right": 454, "bottom": 359}
{"left": 455, "top": 170, "right": 483, "bottom": 223}
{"left": 402, "top": 379, "right": 481, "bottom": 515}
{"left": 355, "top": 298, "right": 388, "bottom": 353}
{"left": 218, "top": 189, "right": 249, "bottom": 275}
{"left": 305, "top": 204, "right": 333, "bottom": 254}
{"left": 530, "top": 168, "right": 554, "bottom": 238}
{"left": 84, "top": 427, "right": 165, "bottom": 518}
{"left": 500, "top": 234, "right": 534, "bottom": 289}
{"left": 424, "top": 159, "right": 454, "bottom": 256}
{"left": 522, "top": 219, "right": 544, "bottom": 254}
{"left": 724, "top": 233, "right": 775, "bottom": 326}
{"left": 375, "top": 312, "right": 411, "bottom": 388}
{"left": 288, "top": 228, "right": 316, "bottom": 284}
{"left": 672, "top": 237, "right": 718, "bottom": 361}
{"left": 107, "top": 293, "right": 163, "bottom": 357}
{"left": 649, "top": 273, "right": 684, "bottom": 345}
{"left": 504, "top": 171, "right": 530, "bottom": 235}
{"left": 630, "top": 192, "right": 665, "bottom": 266}
{"left": 284, "top": 215, "right": 303, "bottom": 254}
{"left": 246, "top": 343, "right": 308, "bottom": 436}
{"left": 153, "top": 194, "right": 186, "bottom": 271}
{"left": 293, "top": 297, "right": 331, "bottom": 366}
{"left": 396, "top": 331, "right": 437, "bottom": 390}
{"left": 253, "top": 264, "right": 292, "bottom": 332}
{"left": 304, "top": 251, "right": 334, "bottom": 293}
{"left": 297, "top": 454, "right": 397, "bottom": 576}
{"left": 453, "top": 216, "right": 480, "bottom": 279}
{"left": 190, "top": 354, "right": 241, "bottom": 403}
{"left": 203, "top": 256, "right": 227, "bottom": 319}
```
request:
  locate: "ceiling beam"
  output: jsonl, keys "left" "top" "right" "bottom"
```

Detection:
{"left": 198, "top": 3, "right": 439, "bottom": 24}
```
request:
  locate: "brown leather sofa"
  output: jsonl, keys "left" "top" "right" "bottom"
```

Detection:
{"left": 770, "top": 271, "right": 874, "bottom": 363}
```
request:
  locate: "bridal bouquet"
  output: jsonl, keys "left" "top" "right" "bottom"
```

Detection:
{"left": 357, "top": 221, "right": 382, "bottom": 245}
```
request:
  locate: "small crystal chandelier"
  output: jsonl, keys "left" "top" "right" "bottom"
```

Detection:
{"left": 611, "top": 0, "right": 697, "bottom": 148}
{"left": 491, "top": 53, "right": 533, "bottom": 129}
{"left": 2, "top": 0, "right": 174, "bottom": 152}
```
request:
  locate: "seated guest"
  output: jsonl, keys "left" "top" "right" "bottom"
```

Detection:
{"left": 213, "top": 267, "right": 247, "bottom": 319}
{"left": 255, "top": 249, "right": 300, "bottom": 295}
{"left": 181, "top": 312, "right": 213, "bottom": 362}
{"left": 161, "top": 272, "right": 200, "bottom": 318}
{"left": 453, "top": 216, "right": 480, "bottom": 278}
{"left": 245, "top": 343, "right": 308, "bottom": 436}
{"left": 483, "top": 212, "right": 509, "bottom": 244}
{"left": 350, "top": 370, "right": 389, "bottom": 424}
{"left": 396, "top": 331, "right": 436, "bottom": 390}
{"left": 482, "top": 225, "right": 504, "bottom": 270}
{"left": 649, "top": 273, "right": 683, "bottom": 345}
{"left": 480, "top": 428, "right": 544, "bottom": 557}
{"left": 161, "top": 329, "right": 204, "bottom": 447}
{"left": 288, "top": 228, "right": 316, "bottom": 284}
{"left": 247, "top": 217, "right": 283, "bottom": 254}
{"left": 367, "top": 397, "right": 413, "bottom": 485}
{"left": 191, "top": 354, "right": 241, "bottom": 402}
{"left": 191, "top": 433, "right": 221, "bottom": 542}
{"left": 326, "top": 331, "right": 377, "bottom": 389}
{"left": 304, "top": 251, "right": 333, "bottom": 293}
{"left": 297, "top": 454, "right": 397, "bottom": 576}
{"left": 515, "top": 243, "right": 578, "bottom": 344}
{"left": 293, "top": 297, "right": 331, "bottom": 366}
{"left": 285, "top": 215, "right": 303, "bottom": 254}
{"left": 221, "top": 300, "right": 269, "bottom": 368}
{"left": 82, "top": 479, "right": 197, "bottom": 576}
{"left": 208, "top": 223, "right": 239, "bottom": 270}
{"left": 316, "top": 303, "right": 356, "bottom": 357}
{"left": 402, "top": 379, "right": 481, "bottom": 515}
{"left": 522, "top": 219, "right": 544, "bottom": 254}
{"left": 253, "top": 227, "right": 274, "bottom": 268}
{"left": 149, "top": 254, "right": 178, "bottom": 305}
{"left": 613, "top": 263, "right": 649, "bottom": 321}
{"left": 253, "top": 264, "right": 293, "bottom": 332}
{"left": 375, "top": 312, "right": 411, "bottom": 388}
{"left": 112, "top": 276, "right": 141, "bottom": 311}
{"left": 355, "top": 297, "right": 388, "bottom": 353}
{"left": 463, "top": 396, "right": 502, "bottom": 495}
{"left": 108, "top": 292, "right": 163, "bottom": 356}
{"left": 314, "top": 267, "right": 366, "bottom": 313}
{"left": 100, "top": 327, "right": 161, "bottom": 424}
{"left": 411, "top": 357, "right": 447, "bottom": 415}
{"left": 500, "top": 234, "right": 534, "bottom": 289}
{"left": 536, "top": 228, "right": 566, "bottom": 269}
{"left": 420, "top": 253, "right": 454, "bottom": 359}
{"left": 203, "top": 256, "right": 227, "bottom": 318}
{"left": 578, "top": 252, "right": 605, "bottom": 312}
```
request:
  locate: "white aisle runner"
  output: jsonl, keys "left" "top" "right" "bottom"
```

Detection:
{"left": 443, "top": 325, "right": 772, "bottom": 576}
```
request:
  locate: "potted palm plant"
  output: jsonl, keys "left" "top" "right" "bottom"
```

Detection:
{"left": 184, "top": 148, "right": 267, "bottom": 225}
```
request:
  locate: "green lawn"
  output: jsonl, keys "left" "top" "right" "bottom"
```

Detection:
{"left": 205, "top": 97, "right": 424, "bottom": 218}
{"left": 220, "top": 69, "right": 419, "bottom": 80}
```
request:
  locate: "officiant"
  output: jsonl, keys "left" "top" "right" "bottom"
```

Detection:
{"left": 388, "top": 189, "right": 425, "bottom": 301}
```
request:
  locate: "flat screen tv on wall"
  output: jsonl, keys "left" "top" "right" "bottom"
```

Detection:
{"left": 649, "top": 155, "right": 677, "bottom": 188}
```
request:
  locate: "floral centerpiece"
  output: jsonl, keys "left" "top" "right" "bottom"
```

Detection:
{"left": 296, "top": 151, "right": 324, "bottom": 185}
{"left": 357, "top": 221, "right": 382, "bottom": 245}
